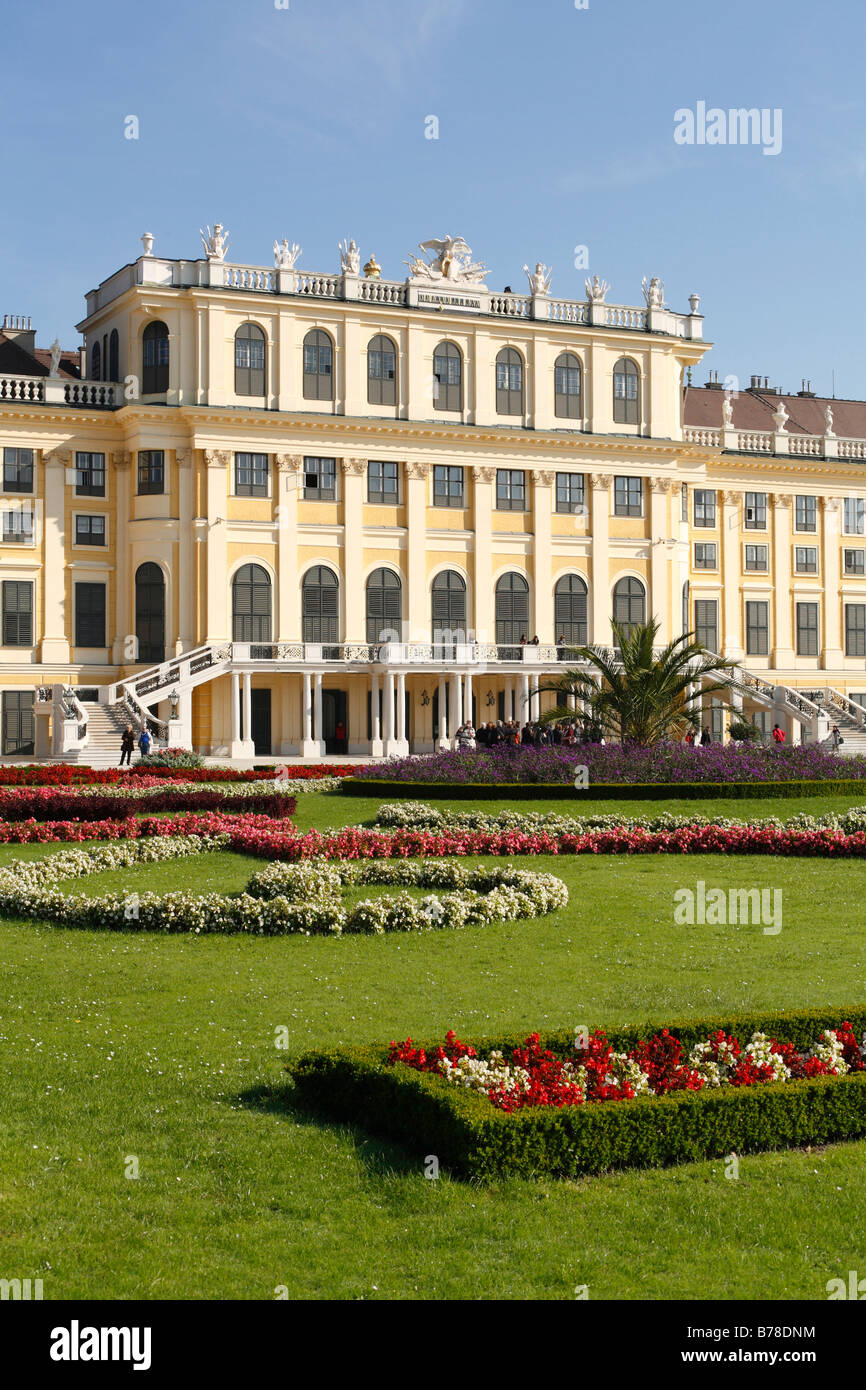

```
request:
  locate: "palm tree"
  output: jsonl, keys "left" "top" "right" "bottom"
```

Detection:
{"left": 535, "top": 618, "right": 736, "bottom": 745}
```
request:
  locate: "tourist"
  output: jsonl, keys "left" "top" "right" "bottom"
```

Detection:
{"left": 831, "top": 723, "right": 843, "bottom": 751}
{"left": 772, "top": 723, "right": 786, "bottom": 745}
{"left": 456, "top": 721, "right": 475, "bottom": 750}
{"left": 700, "top": 726, "right": 711, "bottom": 747}
{"left": 530, "top": 634, "right": 540, "bottom": 646}
{"left": 119, "top": 724, "right": 135, "bottom": 767}
{"left": 138, "top": 726, "right": 152, "bottom": 758}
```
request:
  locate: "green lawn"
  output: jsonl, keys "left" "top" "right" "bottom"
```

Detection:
{"left": 2, "top": 789, "right": 866, "bottom": 1300}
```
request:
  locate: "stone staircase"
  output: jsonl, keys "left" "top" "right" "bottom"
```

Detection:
{"left": 68, "top": 703, "right": 163, "bottom": 769}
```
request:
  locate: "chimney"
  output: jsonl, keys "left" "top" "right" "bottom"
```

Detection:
{"left": 797, "top": 379, "right": 816, "bottom": 398}
{"left": 704, "top": 368, "right": 723, "bottom": 390}
{"left": 1, "top": 314, "right": 36, "bottom": 357}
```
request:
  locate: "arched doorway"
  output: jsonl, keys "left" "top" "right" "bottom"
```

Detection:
{"left": 135, "top": 563, "right": 165, "bottom": 664}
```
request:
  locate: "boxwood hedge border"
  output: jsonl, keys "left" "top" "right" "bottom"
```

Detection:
{"left": 290, "top": 1004, "right": 866, "bottom": 1179}
{"left": 339, "top": 777, "right": 866, "bottom": 801}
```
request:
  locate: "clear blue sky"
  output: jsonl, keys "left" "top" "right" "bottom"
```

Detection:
{"left": 3, "top": 0, "right": 865, "bottom": 397}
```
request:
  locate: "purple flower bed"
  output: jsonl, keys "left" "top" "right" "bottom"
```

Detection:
{"left": 371, "top": 744, "right": 866, "bottom": 786}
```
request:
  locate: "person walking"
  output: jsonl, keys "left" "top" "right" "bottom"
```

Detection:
{"left": 138, "top": 726, "right": 152, "bottom": 759}
{"left": 772, "top": 723, "right": 786, "bottom": 745}
{"left": 831, "top": 723, "right": 843, "bottom": 751}
{"left": 119, "top": 724, "right": 135, "bottom": 767}
{"left": 700, "top": 726, "right": 712, "bottom": 747}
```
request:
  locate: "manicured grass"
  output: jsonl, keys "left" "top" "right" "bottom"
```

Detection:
{"left": 2, "top": 792, "right": 866, "bottom": 1300}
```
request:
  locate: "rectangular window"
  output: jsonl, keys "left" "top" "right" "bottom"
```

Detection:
{"left": 694, "top": 599, "right": 718, "bottom": 652}
{"left": 367, "top": 460, "right": 399, "bottom": 504}
{"left": 844, "top": 498, "right": 865, "bottom": 535}
{"left": 234, "top": 452, "right": 269, "bottom": 498}
{"left": 2, "top": 689, "right": 34, "bottom": 755}
{"left": 746, "top": 600, "right": 769, "bottom": 656}
{"left": 2, "top": 447, "right": 34, "bottom": 493}
{"left": 432, "top": 465, "right": 464, "bottom": 508}
{"left": 235, "top": 338, "right": 265, "bottom": 371}
{"left": 74, "top": 514, "right": 106, "bottom": 546}
{"left": 796, "top": 601, "right": 819, "bottom": 656}
{"left": 614, "top": 476, "right": 643, "bottom": 517}
{"left": 693, "top": 489, "right": 716, "bottom": 528}
{"left": 2, "top": 581, "right": 32, "bottom": 646}
{"left": 844, "top": 548, "right": 866, "bottom": 576}
{"left": 302, "top": 457, "right": 337, "bottom": 501}
{"left": 137, "top": 450, "right": 164, "bottom": 496}
{"left": 744, "top": 492, "right": 767, "bottom": 529}
{"left": 496, "top": 469, "right": 526, "bottom": 511}
{"left": 75, "top": 582, "right": 106, "bottom": 647}
{"left": 795, "top": 495, "right": 817, "bottom": 532}
{"left": 794, "top": 546, "right": 818, "bottom": 574}
{"left": 368, "top": 348, "right": 396, "bottom": 381}
{"left": 75, "top": 452, "right": 105, "bottom": 497}
{"left": 555, "top": 473, "right": 585, "bottom": 514}
{"left": 2, "top": 508, "right": 34, "bottom": 544}
{"left": 744, "top": 543, "right": 768, "bottom": 572}
{"left": 694, "top": 541, "right": 717, "bottom": 569}
{"left": 845, "top": 604, "right": 866, "bottom": 657}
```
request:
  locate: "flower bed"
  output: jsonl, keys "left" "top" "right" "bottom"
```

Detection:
{"left": 0, "top": 787, "right": 297, "bottom": 821}
{"left": 0, "top": 762, "right": 360, "bottom": 788}
{"left": 0, "top": 841, "right": 567, "bottom": 936}
{"left": 291, "top": 1005, "right": 866, "bottom": 1179}
{"left": 357, "top": 744, "right": 866, "bottom": 787}
{"left": 373, "top": 799, "right": 866, "bottom": 835}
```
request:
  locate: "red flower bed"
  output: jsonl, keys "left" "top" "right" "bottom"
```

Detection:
{"left": 389, "top": 1024, "right": 865, "bottom": 1113}
{"left": 0, "top": 788, "right": 295, "bottom": 821}
{"left": 0, "top": 812, "right": 292, "bottom": 843}
{"left": 0, "top": 763, "right": 361, "bottom": 788}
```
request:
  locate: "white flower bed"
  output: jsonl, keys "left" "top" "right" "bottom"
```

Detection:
{"left": 0, "top": 839, "right": 567, "bottom": 938}
{"left": 373, "top": 800, "right": 866, "bottom": 836}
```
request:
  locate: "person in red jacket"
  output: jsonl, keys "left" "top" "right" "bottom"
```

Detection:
{"left": 772, "top": 723, "right": 786, "bottom": 744}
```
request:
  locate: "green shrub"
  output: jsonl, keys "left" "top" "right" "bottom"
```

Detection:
{"left": 291, "top": 1004, "right": 866, "bottom": 1179}
{"left": 340, "top": 777, "right": 866, "bottom": 801}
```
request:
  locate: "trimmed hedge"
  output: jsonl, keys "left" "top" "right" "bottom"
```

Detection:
{"left": 291, "top": 1004, "right": 866, "bottom": 1179}
{"left": 340, "top": 777, "right": 866, "bottom": 802}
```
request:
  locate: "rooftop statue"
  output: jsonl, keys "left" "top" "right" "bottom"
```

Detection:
{"left": 274, "top": 239, "right": 302, "bottom": 270}
{"left": 406, "top": 235, "right": 488, "bottom": 285}
{"left": 642, "top": 275, "right": 665, "bottom": 308}
{"left": 524, "top": 261, "right": 552, "bottom": 295}
{"left": 585, "top": 274, "right": 610, "bottom": 303}
{"left": 200, "top": 223, "right": 229, "bottom": 262}
{"left": 339, "top": 239, "right": 361, "bottom": 275}
{"left": 773, "top": 399, "right": 789, "bottom": 433}
{"left": 824, "top": 404, "right": 835, "bottom": 437}
{"left": 48, "top": 339, "right": 63, "bottom": 378}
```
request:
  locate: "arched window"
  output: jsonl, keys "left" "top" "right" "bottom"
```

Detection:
{"left": 554, "top": 352, "right": 582, "bottom": 420}
{"left": 555, "top": 575, "right": 588, "bottom": 647}
{"left": 302, "top": 566, "right": 339, "bottom": 643}
{"left": 495, "top": 572, "right": 530, "bottom": 647}
{"left": 495, "top": 347, "right": 524, "bottom": 416}
{"left": 365, "top": 568, "right": 402, "bottom": 645}
{"left": 303, "top": 329, "right": 334, "bottom": 401}
{"left": 433, "top": 340, "right": 462, "bottom": 412}
{"left": 431, "top": 570, "right": 466, "bottom": 644}
{"left": 135, "top": 563, "right": 165, "bottom": 665}
{"left": 232, "top": 564, "right": 272, "bottom": 643}
{"left": 142, "top": 321, "right": 169, "bottom": 394}
{"left": 367, "top": 334, "right": 397, "bottom": 407}
{"left": 108, "top": 329, "right": 119, "bottom": 382}
{"left": 235, "top": 323, "right": 266, "bottom": 397}
{"left": 612, "top": 577, "right": 646, "bottom": 636}
{"left": 90, "top": 341, "right": 101, "bottom": 382}
{"left": 613, "top": 357, "right": 639, "bottom": 425}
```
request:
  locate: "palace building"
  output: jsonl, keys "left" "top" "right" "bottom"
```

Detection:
{"left": 0, "top": 227, "right": 865, "bottom": 762}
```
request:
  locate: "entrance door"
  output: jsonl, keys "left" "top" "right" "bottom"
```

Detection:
{"left": 135, "top": 563, "right": 165, "bottom": 665}
{"left": 322, "top": 689, "right": 347, "bottom": 754}
{"left": 240, "top": 688, "right": 272, "bottom": 755}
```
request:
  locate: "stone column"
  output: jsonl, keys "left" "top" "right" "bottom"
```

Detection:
{"left": 405, "top": 462, "right": 429, "bottom": 640}
{"left": 204, "top": 450, "right": 230, "bottom": 643}
{"left": 111, "top": 450, "right": 131, "bottom": 664}
{"left": 231, "top": 671, "right": 240, "bottom": 743}
{"left": 313, "top": 672, "right": 324, "bottom": 747}
{"left": 370, "top": 673, "right": 383, "bottom": 756}
{"left": 382, "top": 671, "right": 394, "bottom": 747}
{"left": 464, "top": 671, "right": 473, "bottom": 728}
{"left": 437, "top": 674, "right": 447, "bottom": 748}
{"left": 721, "top": 490, "right": 743, "bottom": 661}
{"left": 449, "top": 671, "right": 461, "bottom": 743}
{"left": 242, "top": 672, "right": 252, "bottom": 743}
{"left": 822, "top": 499, "right": 844, "bottom": 667}
{"left": 276, "top": 455, "right": 302, "bottom": 640}
{"left": 176, "top": 448, "right": 195, "bottom": 652}
{"left": 772, "top": 493, "right": 794, "bottom": 667}
{"left": 590, "top": 474, "right": 612, "bottom": 645}
{"left": 532, "top": 470, "right": 555, "bottom": 640}
{"left": 649, "top": 478, "right": 672, "bottom": 642}
{"left": 396, "top": 671, "right": 406, "bottom": 740}
{"left": 41, "top": 448, "right": 70, "bottom": 661}
{"left": 520, "top": 674, "right": 529, "bottom": 722}
{"left": 472, "top": 466, "right": 495, "bottom": 644}
{"left": 341, "top": 458, "right": 366, "bottom": 641}
{"left": 301, "top": 671, "right": 313, "bottom": 748}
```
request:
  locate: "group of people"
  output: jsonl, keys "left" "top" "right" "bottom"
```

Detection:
{"left": 453, "top": 719, "right": 598, "bottom": 750}
{"left": 119, "top": 724, "right": 152, "bottom": 766}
